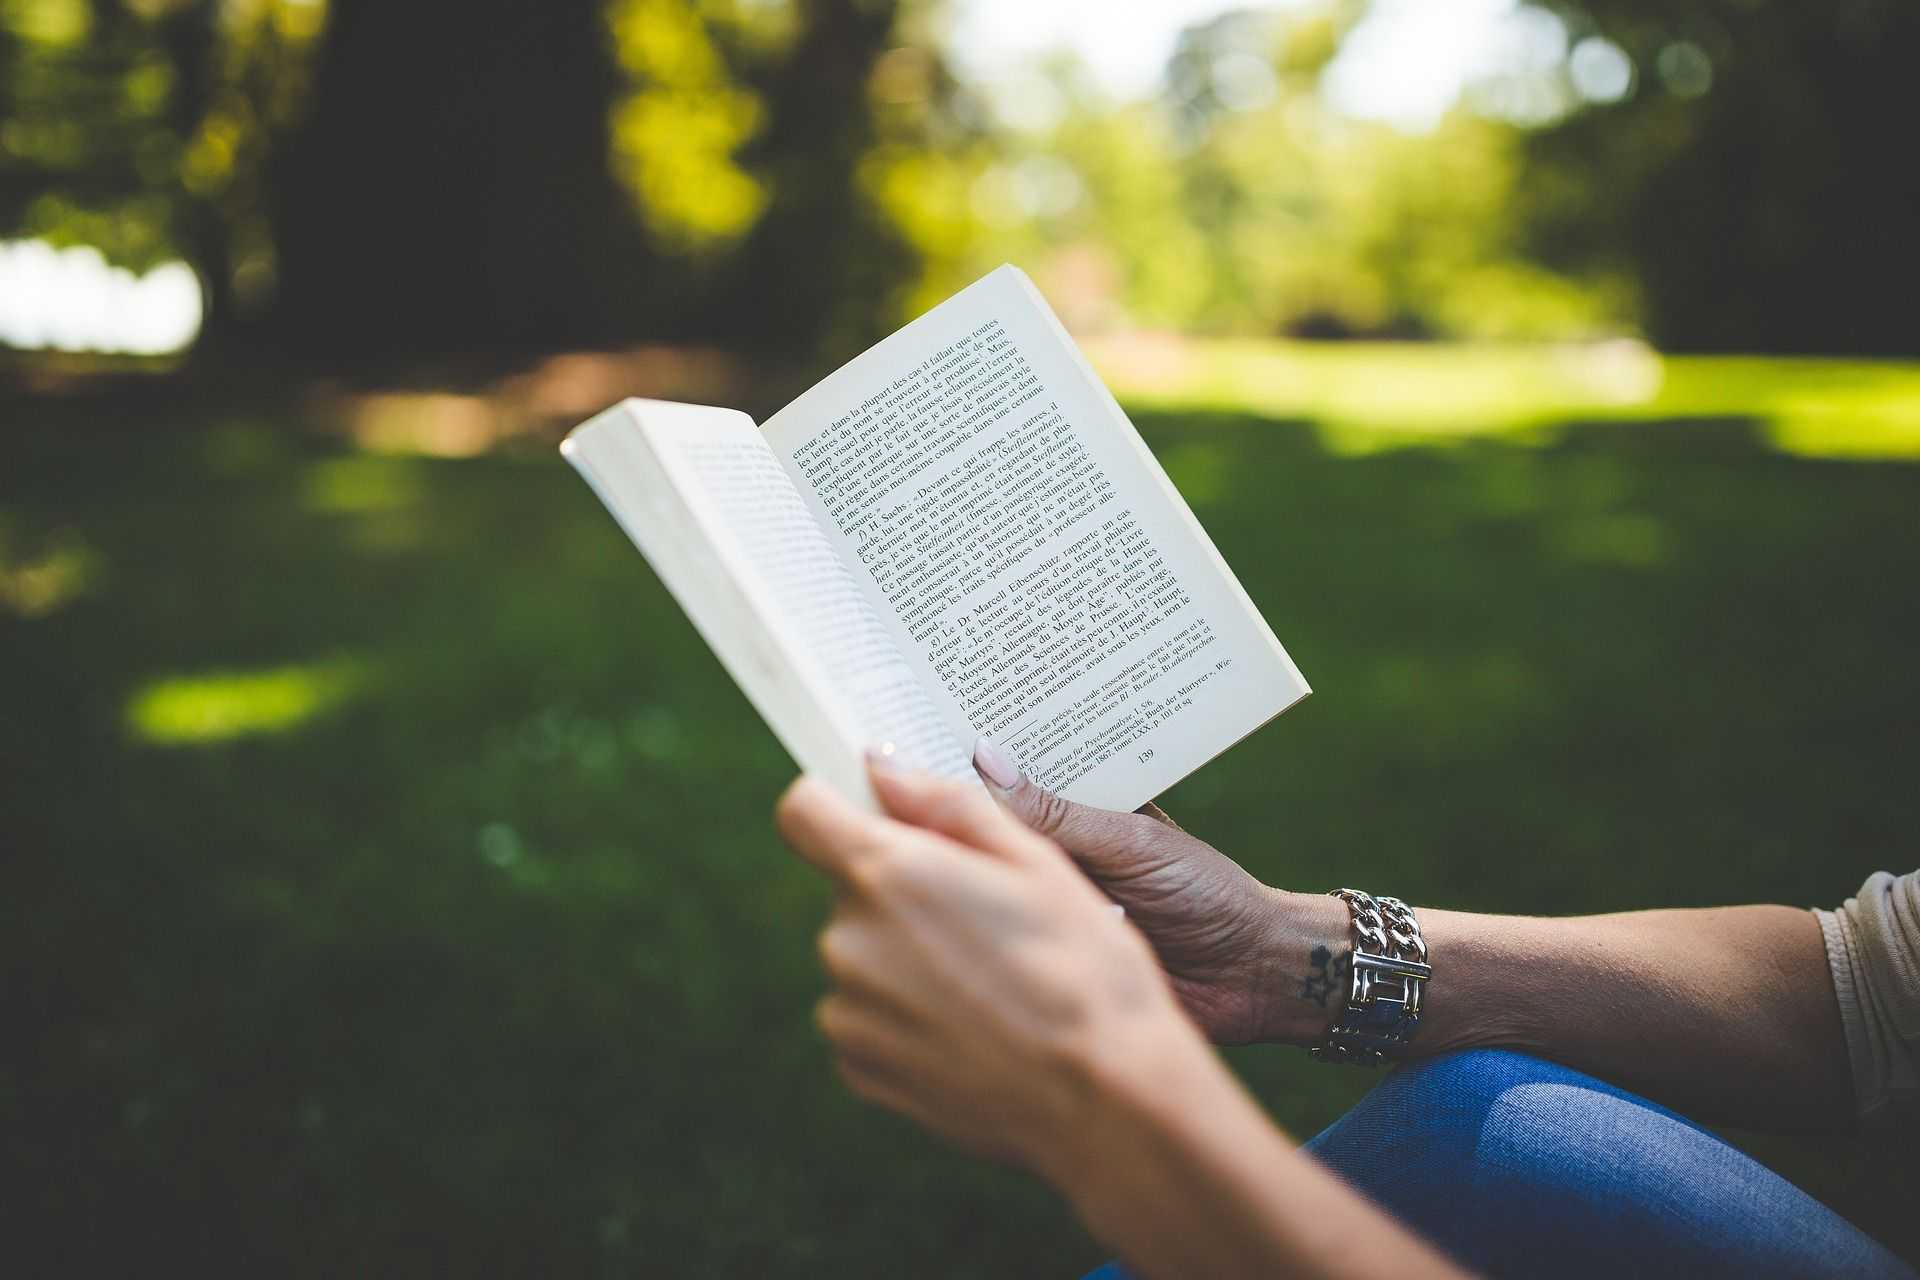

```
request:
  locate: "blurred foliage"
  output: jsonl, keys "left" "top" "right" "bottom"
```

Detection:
{"left": 932, "top": 8, "right": 1632, "bottom": 343}
{"left": 4, "top": 382, "right": 1917, "bottom": 1271}
{"left": 605, "top": 0, "right": 776, "bottom": 251}
{"left": 3, "top": 0, "right": 1915, "bottom": 368}
{"left": 0, "top": 0, "right": 326, "bottom": 321}
{"left": 1520, "top": 0, "right": 1920, "bottom": 354}
{"left": 1, "top": 0, "right": 940, "bottom": 365}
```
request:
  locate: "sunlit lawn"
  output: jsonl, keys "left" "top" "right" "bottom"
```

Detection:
{"left": 5, "top": 346, "right": 1918, "bottom": 1273}
{"left": 1088, "top": 336, "right": 1920, "bottom": 460}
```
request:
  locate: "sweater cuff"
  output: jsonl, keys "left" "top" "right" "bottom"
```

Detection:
{"left": 1814, "top": 907, "right": 1871, "bottom": 1122}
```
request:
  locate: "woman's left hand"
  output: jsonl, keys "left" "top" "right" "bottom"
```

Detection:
{"left": 774, "top": 757, "right": 1204, "bottom": 1179}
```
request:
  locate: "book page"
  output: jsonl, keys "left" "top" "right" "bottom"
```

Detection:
{"left": 562, "top": 400, "right": 971, "bottom": 807}
{"left": 763, "top": 267, "right": 1308, "bottom": 812}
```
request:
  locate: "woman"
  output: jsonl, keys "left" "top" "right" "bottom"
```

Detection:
{"left": 773, "top": 738, "right": 1917, "bottom": 1278}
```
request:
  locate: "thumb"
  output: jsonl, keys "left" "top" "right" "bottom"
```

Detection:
{"left": 971, "top": 737, "right": 1161, "bottom": 868}
{"left": 1136, "top": 801, "right": 1183, "bottom": 831}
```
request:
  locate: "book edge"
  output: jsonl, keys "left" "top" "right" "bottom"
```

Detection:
{"left": 1004, "top": 266, "right": 1312, "bottom": 701}
{"left": 560, "top": 401, "right": 882, "bottom": 808}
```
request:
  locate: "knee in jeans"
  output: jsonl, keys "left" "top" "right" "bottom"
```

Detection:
{"left": 1308, "top": 1050, "right": 1556, "bottom": 1178}
{"left": 1343, "top": 1050, "right": 1593, "bottom": 1177}
{"left": 1381, "top": 1048, "right": 1568, "bottom": 1118}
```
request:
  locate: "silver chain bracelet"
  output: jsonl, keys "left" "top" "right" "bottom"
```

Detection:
{"left": 1310, "top": 888, "right": 1431, "bottom": 1067}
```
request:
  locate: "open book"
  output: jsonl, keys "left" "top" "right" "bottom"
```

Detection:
{"left": 561, "top": 266, "right": 1308, "bottom": 812}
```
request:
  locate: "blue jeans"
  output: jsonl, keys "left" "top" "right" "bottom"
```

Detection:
{"left": 1086, "top": 1049, "right": 1913, "bottom": 1278}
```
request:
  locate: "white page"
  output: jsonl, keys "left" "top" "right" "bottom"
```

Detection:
{"left": 563, "top": 400, "right": 972, "bottom": 808}
{"left": 763, "top": 266, "right": 1308, "bottom": 812}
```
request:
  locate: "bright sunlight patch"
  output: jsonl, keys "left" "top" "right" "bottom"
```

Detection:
{"left": 1086, "top": 336, "right": 1920, "bottom": 461}
{"left": 126, "top": 658, "right": 367, "bottom": 746}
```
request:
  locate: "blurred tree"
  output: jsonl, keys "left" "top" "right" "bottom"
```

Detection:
{"left": 0, "top": 0, "right": 329, "bottom": 351}
{"left": 269, "top": 0, "right": 653, "bottom": 369}
{"left": 9, "top": 0, "right": 1913, "bottom": 366}
{"left": 3, "top": 0, "right": 944, "bottom": 371}
{"left": 1521, "top": 0, "right": 1920, "bottom": 355}
{"left": 271, "top": 0, "right": 936, "bottom": 369}
{"left": 708, "top": 0, "right": 938, "bottom": 355}
{"left": 958, "top": 4, "right": 1626, "bottom": 342}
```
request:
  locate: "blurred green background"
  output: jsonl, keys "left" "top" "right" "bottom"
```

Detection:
{"left": 3, "top": 0, "right": 1917, "bottom": 1274}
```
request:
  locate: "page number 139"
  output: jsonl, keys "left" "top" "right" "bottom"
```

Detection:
{"left": 1137, "top": 747, "right": 1154, "bottom": 764}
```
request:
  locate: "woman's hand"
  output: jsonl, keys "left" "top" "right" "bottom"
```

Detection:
{"left": 971, "top": 738, "right": 1311, "bottom": 1045}
{"left": 776, "top": 758, "right": 1469, "bottom": 1278}
{"left": 774, "top": 757, "right": 1210, "bottom": 1180}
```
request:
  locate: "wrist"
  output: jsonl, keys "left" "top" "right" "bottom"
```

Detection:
{"left": 1036, "top": 1009, "right": 1249, "bottom": 1213}
{"left": 1247, "top": 888, "right": 1353, "bottom": 1047}
{"left": 1033, "top": 958, "right": 1469, "bottom": 1279}
{"left": 1031, "top": 997, "right": 1230, "bottom": 1192}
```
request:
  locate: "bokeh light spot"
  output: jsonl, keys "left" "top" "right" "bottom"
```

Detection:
{"left": 478, "top": 822, "right": 524, "bottom": 868}
{"left": 126, "top": 658, "right": 367, "bottom": 745}
{"left": 0, "top": 528, "right": 99, "bottom": 618}
{"left": 0, "top": 239, "right": 203, "bottom": 355}
{"left": 3, "top": 0, "right": 91, "bottom": 47}
{"left": 1569, "top": 37, "right": 1633, "bottom": 105}
{"left": 1210, "top": 52, "right": 1278, "bottom": 113}
{"left": 302, "top": 456, "right": 426, "bottom": 513}
{"left": 1657, "top": 41, "right": 1713, "bottom": 98}
{"left": 1554, "top": 513, "right": 1668, "bottom": 568}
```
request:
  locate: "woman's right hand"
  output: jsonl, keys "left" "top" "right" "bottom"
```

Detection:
{"left": 972, "top": 738, "right": 1323, "bottom": 1045}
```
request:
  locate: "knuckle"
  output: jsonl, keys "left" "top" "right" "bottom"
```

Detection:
{"left": 814, "top": 994, "right": 848, "bottom": 1039}
{"left": 1114, "top": 810, "right": 1161, "bottom": 848}
{"left": 836, "top": 1056, "right": 880, "bottom": 1100}
{"left": 1022, "top": 783, "right": 1073, "bottom": 838}
{"left": 816, "top": 924, "right": 855, "bottom": 979}
{"left": 772, "top": 782, "right": 810, "bottom": 841}
{"left": 846, "top": 844, "right": 905, "bottom": 896}
{"left": 926, "top": 787, "right": 970, "bottom": 829}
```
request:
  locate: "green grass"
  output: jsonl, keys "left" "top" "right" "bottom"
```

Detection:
{"left": 1087, "top": 336, "right": 1920, "bottom": 459}
{"left": 4, "top": 372, "right": 1918, "bottom": 1274}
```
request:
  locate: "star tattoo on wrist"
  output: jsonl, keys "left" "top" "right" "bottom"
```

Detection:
{"left": 1298, "top": 943, "right": 1352, "bottom": 1008}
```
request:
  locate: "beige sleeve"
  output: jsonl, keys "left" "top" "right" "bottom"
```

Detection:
{"left": 1814, "top": 870, "right": 1920, "bottom": 1131}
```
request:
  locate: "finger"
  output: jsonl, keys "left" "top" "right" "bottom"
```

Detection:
{"left": 830, "top": 1043, "right": 1006, "bottom": 1162}
{"left": 867, "top": 753, "right": 1051, "bottom": 864}
{"left": 833, "top": 1050, "right": 930, "bottom": 1127}
{"left": 816, "top": 998, "right": 940, "bottom": 1121}
{"left": 815, "top": 991, "right": 914, "bottom": 1060}
{"left": 1135, "top": 800, "right": 1183, "bottom": 831}
{"left": 775, "top": 775, "right": 894, "bottom": 882}
{"left": 816, "top": 915, "right": 930, "bottom": 1021}
{"left": 973, "top": 738, "right": 1167, "bottom": 870}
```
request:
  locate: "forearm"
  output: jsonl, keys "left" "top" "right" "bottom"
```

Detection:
{"left": 1050, "top": 1027, "right": 1466, "bottom": 1280}
{"left": 1259, "top": 892, "right": 1851, "bottom": 1128}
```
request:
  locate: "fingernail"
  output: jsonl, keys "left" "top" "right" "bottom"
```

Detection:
{"left": 865, "top": 742, "right": 899, "bottom": 773}
{"left": 972, "top": 736, "right": 1019, "bottom": 790}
